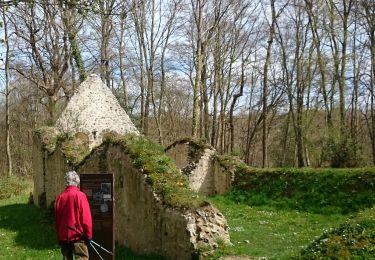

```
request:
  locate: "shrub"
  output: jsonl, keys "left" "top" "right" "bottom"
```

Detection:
{"left": 326, "top": 137, "right": 363, "bottom": 168}
{"left": 220, "top": 163, "right": 375, "bottom": 214}
{"left": 299, "top": 215, "right": 375, "bottom": 259}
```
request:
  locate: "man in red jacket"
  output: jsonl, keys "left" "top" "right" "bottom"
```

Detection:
{"left": 55, "top": 171, "right": 92, "bottom": 260}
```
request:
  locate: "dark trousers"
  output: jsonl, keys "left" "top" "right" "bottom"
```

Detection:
{"left": 60, "top": 240, "right": 89, "bottom": 260}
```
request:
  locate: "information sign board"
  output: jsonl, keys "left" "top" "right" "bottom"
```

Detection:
{"left": 80, "top": 173, "right": 114, "bottom": 260}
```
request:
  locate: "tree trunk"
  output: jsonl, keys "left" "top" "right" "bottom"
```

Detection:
{"left": 118, "top": 16, "right": 128, "bottom": 108}
{"left": 3, "top": 9, "right": 12, "bottom": 176}
{"left": 262, "top": 0, "right": 277, "bottom": 168}
{"left": 59, "top": 1, "right": 86, "bottom": 82}
{"left": 192, "top": 37, "right": 203, "bottom": 138}
{"left": 371, "top": 32, "right": 375, "bottom": 164}
{"left": 229, "top": 58, "right": 245, "bottom": 152}
{"left": 100, "top": 1, "right": 114, "bottom": 88}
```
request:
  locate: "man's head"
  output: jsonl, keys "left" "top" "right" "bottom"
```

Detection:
{"left": 64, "top": 171, "right": 80, "bottom": 187}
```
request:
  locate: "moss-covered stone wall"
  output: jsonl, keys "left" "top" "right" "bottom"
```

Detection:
{"left": 78, "top": 144, "right": 194, "bottom": 258}
{"left": 166, "top": 141, "right": 232, "bottom": 195}
{"left": 33, "top": 133, "right": 230, "bottom": 259}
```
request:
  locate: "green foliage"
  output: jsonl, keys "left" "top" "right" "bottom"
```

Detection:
{"left": 299, "top": 212, "right": 375, "bottom": 259}
{"left": 210, "top": 159, "right": 375, "bottom": 258}
{"left": 226, "top": 165, "right": 375, "bottom": 214}
{"left": 324, "top": 137, "right": 362, "bottom": 168}
{"left": 230, "top": 148, "right": 242, "bottom": 157}
{"left": 107, "top": 134, "right": 207, "bottom": 210}
{"left": 0, "top": 177, "right": 33, "bottom": 200}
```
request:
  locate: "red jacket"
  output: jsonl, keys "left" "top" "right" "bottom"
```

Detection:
{"left": 55, "top": 186, "right": 92, "bottom": 242}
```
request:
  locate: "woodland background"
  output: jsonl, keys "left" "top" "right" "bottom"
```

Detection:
{"left": 1, "top": 0, "right": 375, "bottom": 177}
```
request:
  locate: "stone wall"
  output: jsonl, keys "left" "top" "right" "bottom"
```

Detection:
{"left": 79, "top": 144, "right": 230, "bottom": 259}
{"left": 212, "top": 162, "right": 233, "bottom": 195}
{"left": 33, "top": 139, "right": 230, "bottom": 260}
{"left": 166, "top": 142, "right": 232, "bottom": 196}
{"left": 45, "top": 148, "right": 71, "bottom": 207}
{"left": 166, "top": 143, "right": 190, "bottom": 169}
{"left": 33, "top": 134, "right": 75, "bottom": 208}
{"left": 32, "top": 134, "right": 46, "bottom": 207}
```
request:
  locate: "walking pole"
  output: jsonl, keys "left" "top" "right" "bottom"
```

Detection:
{"left": 67, "top": 225, "right": 114, "bottom": 256}
{"left": 90, "top": 242, "right": 104, "bottom": 260}
{"left": 91, "top": 240, "right": 113, "bottom": 255}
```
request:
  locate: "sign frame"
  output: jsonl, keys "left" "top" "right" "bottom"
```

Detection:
{"left": 80, "top": 173, "right": 115, "bottom": 260}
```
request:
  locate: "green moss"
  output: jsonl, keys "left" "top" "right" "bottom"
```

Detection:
{"left": 35, "top": 126, "right": 58, "bottom": 153}
{"left": 107, "top": 134, "right": 208, "bottom": 210}
{"left": 215, "top": 154, "right": 245, "bottom": 172}
{"left": 98, "top": 144, "right": 110, "bottom": 172}
{"left": 35, "top": 126, "right": 91, "bottom": 167}
{"left": 165, "top": 137, "right": 214, "bottom": 153}
{"left": 166, "top": 137, "right": 216, "bottom": 166}
{"left": 60, "top": 133, "right": 90, "bottom": 167}
{"left": 35, "top": 129, "right": 208, "bottom": 210}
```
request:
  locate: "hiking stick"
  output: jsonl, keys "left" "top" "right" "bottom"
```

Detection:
{"left": 66, "top": 225, "right": 113, "bottom": 256}
{"left": 90, "top": 242, "right": 104, "bottom": 260}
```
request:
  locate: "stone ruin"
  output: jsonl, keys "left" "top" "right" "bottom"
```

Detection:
{"left": 165, "top": 140, "right": 233, "bottom": 196}
{"left": 32, "top": 74, "right": 232, "bottom": 259}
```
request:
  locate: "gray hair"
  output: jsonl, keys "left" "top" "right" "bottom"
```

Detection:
{"left": 64, "top": 171, "right": 80, "bottom": 187}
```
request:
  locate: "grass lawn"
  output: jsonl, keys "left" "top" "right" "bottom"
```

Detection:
{"left": 0, "top": 195, "right": 60, "bottom": 259}
{"left": 208, "top": 196, "right": 349, "bottom": 259}
{"left": 0, "top": 192, "right": 367, "bottom": 259}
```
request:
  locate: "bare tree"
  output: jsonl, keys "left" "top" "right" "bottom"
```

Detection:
{"left": 189, "top": 0, "right": 230, "bottom": 139}
{"left": 326, "top": 0, "right": 354, "bottom": 137}
{"left": 277, "top": 1, "right": 311, "bottom": 167}
{"left": 360, "top": 0, "right": 375, "bottom": 164}
{"left": 2, "top": 7, "right": 13, "bottom": 176}
{"left": 261, "top": 0, "right": 285, "bottom": 167}
{"left": 59, "top": 0, "right": 87, "bottom": 83}
{"left": 98, "top": 0, "right": 116, "bottom": 88}
{"left": 9, "top": 2, "right": 70, "bottom": 122}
